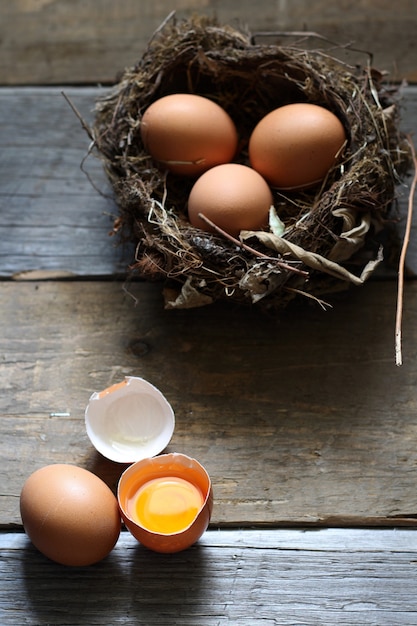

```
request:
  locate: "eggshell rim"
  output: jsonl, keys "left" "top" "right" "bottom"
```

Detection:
{"left": 117, "top": 452, "right": 213, "bottom": 537}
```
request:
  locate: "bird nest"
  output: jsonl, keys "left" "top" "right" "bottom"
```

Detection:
{"left": 92, "top": 14, "right": 411, "bottom": 310}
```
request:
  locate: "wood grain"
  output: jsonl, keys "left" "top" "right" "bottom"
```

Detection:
{"left": 2, "top": 529, "right": 417, "bottom": 625}
{"left": 0, "top": 87, "right": 130, "bottom": 278}
{"left": 2, "top": 6, "right": 417, "bottom": 621}
{"left": 1, "top": 86, "right": 417, "bottom": 530}
{"left": 2, "top": 279, "right": 417, "bottom": 528}
{"left": 1, "top": 1, "right": 416, "bottom": 85}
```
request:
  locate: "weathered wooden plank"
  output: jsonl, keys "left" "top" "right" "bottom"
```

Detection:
{"left": 0, "top": 1, "right": 416, "bottom": 85}
{"left": 0, "top": 86, "right": 416, "bottom": 278}
{"left": 2, "top": 528, "right": 417, "bottom": 625}
{"left": 0, "top": 87, "right": 131, "bottom": 277}
{"left": 2, "top": 279, "right": 417, "bottom": 528}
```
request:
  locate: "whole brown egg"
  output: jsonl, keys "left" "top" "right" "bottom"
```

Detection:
{"left": 20, "top": 464, "right": 121, "bottom": 566}
{"left": 187, "top": 163, "right": 273, "bottom": 237}
{"left": 140, "top": 93, "right": 238, "bottom": 177}
{"left": 249, "top": 103, "right": 347, "bottom": 189}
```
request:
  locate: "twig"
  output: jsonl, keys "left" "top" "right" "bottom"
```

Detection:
{"left": 62, "top": 91, "right": 116, "bottom": 201}
{"left": 395, "top": 134, "right": 416, "bottom": 366}
{"left": 284, "top": 286, "right": 332, "bottom": 310}
{"left": 147, "top": 10, "right": 177, "bottom": 46}
{"left": 61, "top": 91, "right": 95, "bottom": 142}
{"left": 197, "top": 213, "right": 309, "bottom": 277}
{"left": 250, "top": 30, "right": 373, "bottom": 64}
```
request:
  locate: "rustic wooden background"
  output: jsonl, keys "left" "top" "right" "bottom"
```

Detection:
{"left": 1, "top": 99, "right": 416, "bottom": 529}
{"left": 4, "top": 529, "right": 417, "bottom": 625}
{"left": 1, "top": 0, "right": 416, "bottom": 531}
{"left": 0, "top": 0, "right": 417, "bottom": 526}
{"left": 1, "top": 2, "right": 417, "bottom": 624}
{"left": 1, "top": 0, "right": 416, "bottom": 85}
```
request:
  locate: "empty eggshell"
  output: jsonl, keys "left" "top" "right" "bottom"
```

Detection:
{"left": 20, "top": 464, "right": 121, "bottom": 566}
{"left": 85, "top": 377, "right": 175, "bottom": 464}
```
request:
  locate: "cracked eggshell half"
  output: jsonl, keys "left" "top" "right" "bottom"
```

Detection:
{"left": 85, "top": 377, "right": 175, "bottom": 463}
{"left": 118, "top": 452, "right": 213, "bottom": 553}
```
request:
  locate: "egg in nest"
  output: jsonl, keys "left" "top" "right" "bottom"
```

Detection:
{"left": 187, "top": 163, "right": 273, "bottom": 237}
{"left": 140, "top": 93, "right": 238, "bottom": 177}
{"left": 249, "top": 103, "right": 347, "bottom": 189}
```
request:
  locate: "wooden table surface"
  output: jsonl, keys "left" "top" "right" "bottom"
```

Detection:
{"left": 1, "top": 85, "right": 417, "bottom": 530}
{"left": 1, "top": 82, "right": 416, "bottom": 626}
{"left": 1, "top": 3, "right": 417, "bottom": 623}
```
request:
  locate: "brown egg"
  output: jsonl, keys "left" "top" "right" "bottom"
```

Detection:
{"left": 187, "top": 163, "right": 273, "bottom": 237}
{"left": 249, "top": 103, "right": 347, "bottom": 189}
{"left": 140, "top": 93, "right": 238, "bottom": 177}
{"left": 20, "top": 464, "right": 121, "bottom": 566}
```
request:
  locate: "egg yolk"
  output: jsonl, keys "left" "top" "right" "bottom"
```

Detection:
{"left": 131, "top": 477, "right": 204, "bottom": 534}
